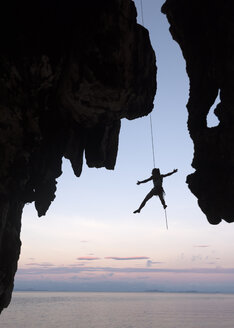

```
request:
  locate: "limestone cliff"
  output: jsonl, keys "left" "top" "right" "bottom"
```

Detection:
{"left": 162, "top": 0, "right": 234, "bottom": 225}
{"left": 0, "top": 0, "right": 156, "bottom": 312}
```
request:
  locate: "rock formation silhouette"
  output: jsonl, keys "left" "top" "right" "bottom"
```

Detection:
{"left": 0, "top": 0, "right": 156, "bottom": 312}
{"left": 162, "top": 0, "right": 234, "bottom": 225}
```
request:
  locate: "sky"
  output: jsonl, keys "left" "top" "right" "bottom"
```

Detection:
{"left": 15, "top": 0, "right": 234, "bottom": 293}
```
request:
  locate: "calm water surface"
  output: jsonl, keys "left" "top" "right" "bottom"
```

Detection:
{"left": 0, "top": 292, "right": 234, "bottom": 328}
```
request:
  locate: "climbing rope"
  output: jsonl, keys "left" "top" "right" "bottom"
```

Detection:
{"left": 140, "top": 0, "right": 145, "bottom": 26}
{"left": 164, "top": 208, "right": 168, "bottom": 230}
{"left": 149, "top": 113, "right": 156, "bottom": 168}
{"left": 139, "top": 0, "right": 168, "bottom": 229}
{"left": 140, "top": 0, "right": 156, "bottom": 169}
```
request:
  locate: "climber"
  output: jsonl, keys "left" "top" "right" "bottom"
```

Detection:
{"left": 133, "top": 168, "right": 178, "bottom": 213}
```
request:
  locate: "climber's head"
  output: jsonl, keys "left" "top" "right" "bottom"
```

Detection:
{"left": 152, "top": 168, "right": 160, "bottom": 176}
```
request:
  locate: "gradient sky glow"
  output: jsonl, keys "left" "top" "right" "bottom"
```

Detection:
{"left": 16, "top": 0, "right": 234, "bottom": 293}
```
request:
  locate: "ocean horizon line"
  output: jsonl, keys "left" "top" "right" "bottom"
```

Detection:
{"left": 13, "top": 289, "right": 234, "bottom": 295}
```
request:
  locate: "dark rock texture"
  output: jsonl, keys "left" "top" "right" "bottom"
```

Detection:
{"left": 0, "top": 0, "right": 156, "bottom": 312}
{"left": 162, "top": 0, "right": 234, "bottom": 225}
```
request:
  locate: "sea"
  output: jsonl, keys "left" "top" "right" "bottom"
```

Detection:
{"left": 0, "top": 292, "right": 234, "bottom": 328}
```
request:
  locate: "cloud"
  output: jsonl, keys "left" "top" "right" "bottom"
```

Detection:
{"left": 77, "top": 257, "right": 100, "bottom": 261}
{"left": 146, "top": 260, "right": 163, "bottom": 267}
{"left": 70, "top": 275, "right": 79, "bottom": 280}
{"left": 191, "top": 255, "right": 216, "bottom": 263}
{"left": 105, "top": 256, "right": 150, "bottom": 261}
{"left": 136, "top": 276, "right": 150, "bottom": 280}
{"left": 17, "top": 266, "right": 234, "bottom": 276}
{"left": 178, "top": 253, "right": 185, "bottom": 260}
{"left": 191, "top": 255, "right": 202, "bottom": 262}
{"left": 194, "top": 245, "right": 210, "bottom": 248}
{"left": 26, "top": 262, "right": 55, "bottom": 267}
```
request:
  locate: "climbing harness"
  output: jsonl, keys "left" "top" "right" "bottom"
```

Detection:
{"left": 139, "top": 0, "right": 168, "bottom": 229}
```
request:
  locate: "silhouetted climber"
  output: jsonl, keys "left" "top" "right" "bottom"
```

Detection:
{"left": 133, "top": 168, "right": 178, "bottom": 213}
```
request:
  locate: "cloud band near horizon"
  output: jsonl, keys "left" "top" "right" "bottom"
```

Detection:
{"left": 105, "top": 256, "right": 150, "bottom": 260}
{"left": 16, "top": 266, "right": 234, "bottom": 276}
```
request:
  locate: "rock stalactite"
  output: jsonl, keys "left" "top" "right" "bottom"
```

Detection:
{"left": 0, "top": 0, "right": 156, "bottom": 312}
{"left": 162, "top": 0, "right": 234, "bottom": 225}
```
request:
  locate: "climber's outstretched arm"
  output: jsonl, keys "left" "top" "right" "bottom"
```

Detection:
{"left": 162, "top": 169, "right": 178, "bottom": 178}
{"left": 137, "top": 176, "right": 152, "bottom": 185}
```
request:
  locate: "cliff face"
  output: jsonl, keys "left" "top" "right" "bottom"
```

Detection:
{"left": 0, "top": 0, "right": 156, "bottom": 311}
{"left": 162, "top": 0, "right": 234, "bottom": 225}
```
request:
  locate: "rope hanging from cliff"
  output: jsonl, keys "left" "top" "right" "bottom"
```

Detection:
{"left": 165, "top": 208, "right": 168, "bottom": 230}
{"left": 140, "top": 0, "right": 156, "bottom": 169}
{"left": 140, "top": 0, "right": 145, "bottom": 26}
{"left": 149, "top": 114, "right": 156, "bottom": 168}
{"left": 139, "top": 0, "right": 168, "bottom": 229}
